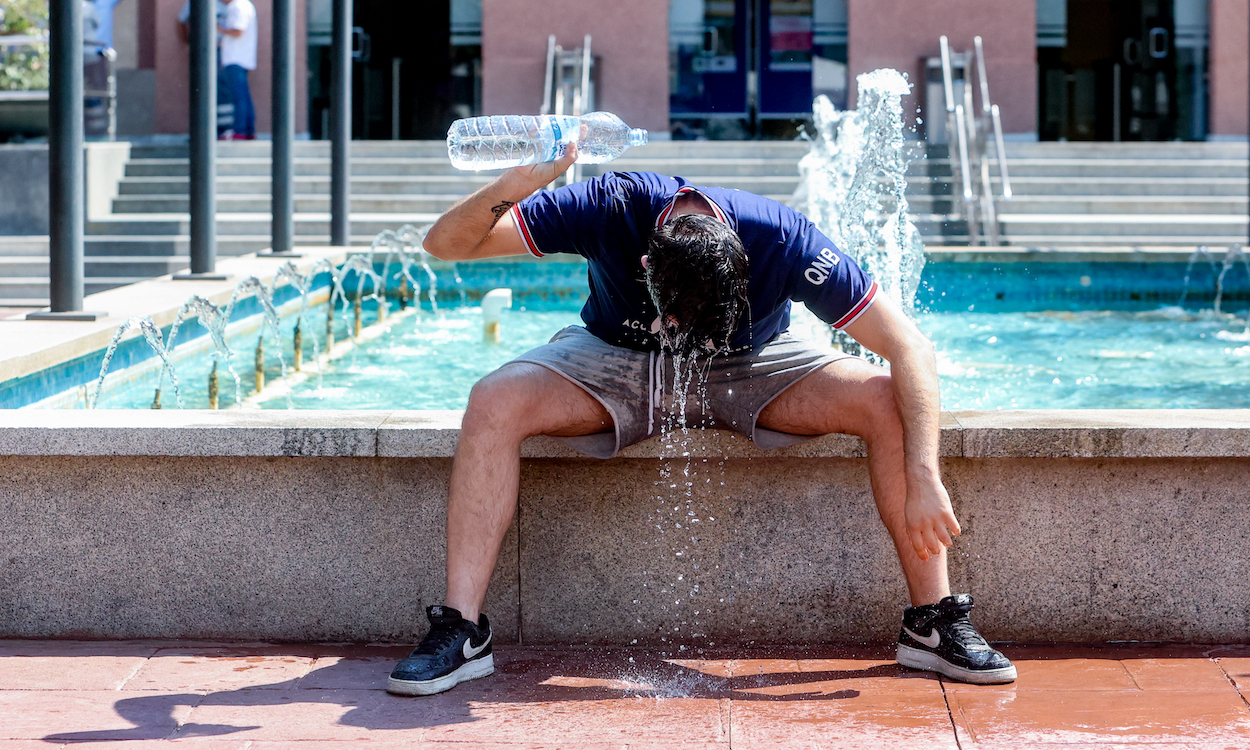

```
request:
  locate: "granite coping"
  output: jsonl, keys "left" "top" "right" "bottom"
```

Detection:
{"left": 2, "top": 409, "right": 1249, "bottom": 458}
{"left": 925, "top": 246, "right": 1203, "bottom": 263}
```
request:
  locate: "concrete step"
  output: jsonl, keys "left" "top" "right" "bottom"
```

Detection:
{"left": 117, "top": 174, "right": 494, "bottom": 195}
{"left": 999, "top": 214, "right": 1249, "bottom": 237}
{"left": 0, "top": 277, "right": 49, "bottom": 300}
{"left": 0, "top": 278, "right": 127, "bottom": 299}
{"left": 905, "top": 194, "right": 1250, "bottom": 215}
{"left": 82, "top": 256, "right": 192, "bottom": 277}
{"left": 0, "top": 256, "right": 48, "bottom": 277}
{"left": 993, "top": 176, "right": 1250, "bottom": 197}
{"left": 995, "top": 141, "right": 1250, "bottom": 160}
{"left": 114, "top": 173, "right": 799, "bottom": 199}
{"left": 83, "top": 235, "right": 270, "bottom": 256}
{"left": 993, "top": 158, "right": 1249, "bottom": 179}
{"left": 113, "top": 195, "right": 470, "bottom": 215}
{"left": 127, "top": 139, "right": 811, "bottom": 161}
{"left": 994, "top": 234, "right": 1250, "bottom": 247}
{"left": 122, "top": 158, "right": 811, "bottom": 182}
{"left": 87, "top": 212, "right": 441, "bottom": 237}
{"left": 128, "top": 140, "right": 453, "bottom": 159}
{"left": 0, "top": 236, "right": 50, "bottom": 256}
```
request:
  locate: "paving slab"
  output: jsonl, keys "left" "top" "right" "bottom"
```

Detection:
{"left": 3, "top": 642, "right": 1250, "bottom": 747}
{"left": 124, "top": 646, "right": 318, "bottom": 692}
{"left": 0, "top": 641, "right": 160, "bottom": 691}
{"left": 0, "top": 690, "right": 195, "bottom": 741}
{"left": 949, "top": 688, "right": 1250, "bottom": 745}
{"left": 730, "top": 691, "right": 960, "bottom": 749}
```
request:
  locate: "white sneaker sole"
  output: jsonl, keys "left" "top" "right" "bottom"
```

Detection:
{"left": 897, "top": 644, "right": 1017, "bottom": 685}
{"left": 386, "top": 654, "right": 495, "bottom": 696}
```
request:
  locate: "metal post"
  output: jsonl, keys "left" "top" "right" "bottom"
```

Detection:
{"left": 31, "top": 0, "right": 103, "bottom": 320}
{"left": 186, "top": 0, "right": 222, "bottom": 277}
{"left": 330, "top": 0, "right": 352, "bottom": 246}
{"left": 268, "top": 0, "right": 296, "bottom": 256}
{"left": 167, "top": 0, "right": 228, "bottom": 281}
{"left": 47, "top": 0, "right": 84, "bottom": 313}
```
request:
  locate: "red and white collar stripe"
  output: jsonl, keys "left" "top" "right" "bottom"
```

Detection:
{"left": 655, "top": 187, "right": 729, "bottom": 229}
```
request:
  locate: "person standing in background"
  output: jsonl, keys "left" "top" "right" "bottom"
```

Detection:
{"left": 177, "top": 0, "right": 232, "bottom": 137}
{"left": 218, "top": 0, "right": 258, "bottom": 139}
{"left": 92, "top": 0, "right": 125, "bottom": 50}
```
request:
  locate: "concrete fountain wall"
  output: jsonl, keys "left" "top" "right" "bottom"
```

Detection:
{"left": 0, "top": 409, "right": 1247, "bottom": 646}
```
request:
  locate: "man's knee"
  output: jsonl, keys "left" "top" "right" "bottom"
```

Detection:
{"left": 462, "top": 364, "right": 549, "bottom": 437}
{"left": 860, "top": 371, "right": 903, "bottom": 441}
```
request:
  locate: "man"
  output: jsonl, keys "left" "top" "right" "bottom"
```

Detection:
{"left": 176, "top": 0, "right": 231, "bottom": 137}
{"left": 387, "top": 145, "right": 1016, "bottom": 696}
{"left": 217, "top": 0, "right": 258, "bottom": 139}
{"left": 92, "top": 0, "right": 125, "bottom": 51}
{"left": 176, "top": 0, "right": 226, "bottom": 44}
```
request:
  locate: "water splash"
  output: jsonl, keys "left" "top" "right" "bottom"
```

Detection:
{"left": 793, "top": 70, "right": 927, "bottom": 316}
{"left": 229, "top": 276, "right": 294, "bottom": 407}
{"left": 270, "top": 261, "right": 322, "bottom": 380}
{"left": 90, "top": 317, "right": 183, "bottom": 409}
{"left": 1178, "top": 244, "right": 1250, "bottom": 332}
{"left": 166, "top": 295, "right": 243, "bottom": 407}
{"left": 1214, "top": 244, "right": 1247, "bottom": 316}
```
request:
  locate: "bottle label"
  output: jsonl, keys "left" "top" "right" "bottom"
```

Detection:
{"left": 548, "top": 120, "right": 565, "bottom": 162}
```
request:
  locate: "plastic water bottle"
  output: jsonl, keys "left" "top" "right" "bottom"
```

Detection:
{"left": 447, "top": 111, "right": 648, "bottom": 171}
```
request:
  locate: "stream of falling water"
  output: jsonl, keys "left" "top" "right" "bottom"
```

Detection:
{"left": 637, "top": 350, "right": 729, "bottom": 657}
{"left": 624, "top": 69, "right": 929, "bottom": 693}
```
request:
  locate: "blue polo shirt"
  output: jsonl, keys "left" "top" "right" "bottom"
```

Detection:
{"left": 510, "top": 171, "right": 877, "bottom": 352}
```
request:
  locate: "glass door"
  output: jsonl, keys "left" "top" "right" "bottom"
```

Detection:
{"left": 1116, "top": 0, "right": 1177, "bottom": 140}
{"left": 758, "top": 0, "right": 813, "bottom": 117}
{"left": 669, "top": 0, "right": 748, "bottom": 117}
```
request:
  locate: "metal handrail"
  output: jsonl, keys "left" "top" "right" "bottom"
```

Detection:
{"left": 974, "top": 36, "right": 1012, "bottom": 201}
{"left": 937, "top": 35, "right": 1010, "bottom": 246}
{"left": 540, "top": 35, "right": 556, "bottom": 115}
{"left": 540, "top": 34, "right": 594, "bottom": 185}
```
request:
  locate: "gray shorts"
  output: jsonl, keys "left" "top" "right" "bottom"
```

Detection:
{"left": 511, "top": 326, "right": 853, "bottom": 459}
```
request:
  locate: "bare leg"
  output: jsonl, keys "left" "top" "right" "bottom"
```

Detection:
{"left": 444, "top": 363, "right": 612, "bottom": 621}
{"left": 758, "top": 357, "right": 950, "bottom": 606}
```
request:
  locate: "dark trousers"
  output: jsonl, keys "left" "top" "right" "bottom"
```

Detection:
{"left": 221, "top": 64, "right": 255, "bottom": 137}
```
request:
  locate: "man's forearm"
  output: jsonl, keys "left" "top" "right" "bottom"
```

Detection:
{"left": 887, "top": 333, "right": 943, "bottom": 486}
{"left": 424, "top": 172, "right": 542, "bottom": 261}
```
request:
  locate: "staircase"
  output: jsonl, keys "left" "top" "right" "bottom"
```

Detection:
{"left": 913, "top": 141, "right": 1250, "bottom": 246}
{"left": 1, "top": 139, "right": 1247, "bottom": 306}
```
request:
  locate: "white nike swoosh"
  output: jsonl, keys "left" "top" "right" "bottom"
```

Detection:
{"left": 903, "top": 625, "right": 941, "bottom": 648}
{"left": 463, "top": 631, "right": 492, "bottom": 660}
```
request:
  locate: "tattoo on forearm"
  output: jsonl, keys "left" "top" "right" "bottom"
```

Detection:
{"left": 489, "top": 201, "right": 515, "bottom": 229}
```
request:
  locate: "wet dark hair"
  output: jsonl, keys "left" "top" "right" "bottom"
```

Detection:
{"left": 645, "top": 214, "right": 749, "bottom": 356}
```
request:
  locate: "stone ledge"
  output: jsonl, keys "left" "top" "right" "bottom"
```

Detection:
{"left": 951, "top": 409, "right": 1250, "bottom": 458}
{"left": 3, "top": 409, "right": 1250, "bottom": 458}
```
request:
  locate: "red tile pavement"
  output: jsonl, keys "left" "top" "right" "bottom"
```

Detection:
{"left": 1, "top": 641, "right": 1248, "bottom": 748}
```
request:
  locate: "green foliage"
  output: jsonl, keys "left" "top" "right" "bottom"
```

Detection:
{"left": 0, "top": 0, "right": 51, "bottom": 91}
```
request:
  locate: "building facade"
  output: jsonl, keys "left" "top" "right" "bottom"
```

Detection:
{"left": 111, "top": 0, "right": 1247, "bottom": 141}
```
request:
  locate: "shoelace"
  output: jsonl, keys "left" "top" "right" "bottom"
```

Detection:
{"left": 945, "top": 615, "right": 988, "bottom": 648}
{"left": 413, "top": 625, "right": 464, "bottom": 656}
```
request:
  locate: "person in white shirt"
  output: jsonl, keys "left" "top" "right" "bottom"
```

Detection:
{"left": 218, "top": 0, "right": 258, "bottom": 139}
{"left": 176, "top": 0, "right": 232, "bottom": 137}
{"left": 92, "top": 0, "right": 124, "bottom": 50}
{"left": 176, "top": 0, "right": 227, "bottom": 44}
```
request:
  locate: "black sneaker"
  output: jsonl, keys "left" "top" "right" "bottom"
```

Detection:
{"left": 387, "top": 605, "right": 494, "bottom": 696}
{"left": 896, "top": 594, "right": 1017, "bottom": 684}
